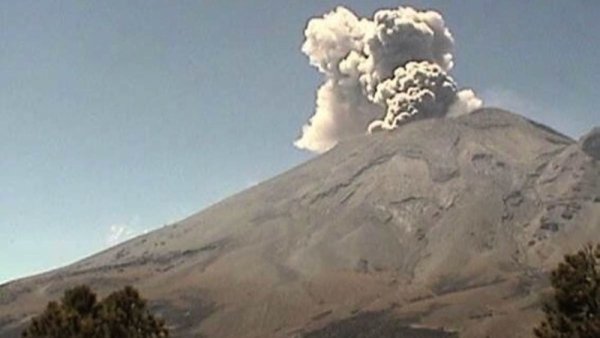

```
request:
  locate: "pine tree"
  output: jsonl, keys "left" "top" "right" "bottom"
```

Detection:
{"left": 534, "top": 244, "right": 600, "bottom": 338}
{"left": 22, "top": 285, "right": 168, "bottom": 338}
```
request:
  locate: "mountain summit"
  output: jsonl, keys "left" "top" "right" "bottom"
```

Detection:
{"left": 1, "top": 109, "right": 599, "bottom": 337}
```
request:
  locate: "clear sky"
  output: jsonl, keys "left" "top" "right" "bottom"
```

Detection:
{"left": 1, "top": 1, "right": 598, "bottom": 283}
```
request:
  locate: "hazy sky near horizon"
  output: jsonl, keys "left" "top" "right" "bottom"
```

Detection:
{"left": 1, "top": 1, "right": 599, "bottom": 283}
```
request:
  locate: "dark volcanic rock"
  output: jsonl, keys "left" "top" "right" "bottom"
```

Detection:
{"left": 302, "top": 310, "right": 457, "bottom": 338}
{"left": 580, "top": 126, "right": 600, "bottom": 160}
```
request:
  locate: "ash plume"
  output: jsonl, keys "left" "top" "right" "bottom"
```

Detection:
{"left": 295, "top": 6, "right": 482, "bottom": 153}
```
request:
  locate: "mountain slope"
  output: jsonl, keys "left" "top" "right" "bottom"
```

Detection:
{"left": 1, "top": 108, "right": 599, "bottom": 337}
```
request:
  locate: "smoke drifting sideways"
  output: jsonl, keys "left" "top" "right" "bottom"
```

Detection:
{"left": 294, "top": 6, "right": 482, "bottom": 153}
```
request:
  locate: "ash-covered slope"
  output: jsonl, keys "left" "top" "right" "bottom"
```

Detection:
{"left": 1, "top": 109, "right": 599, "bottom": 337}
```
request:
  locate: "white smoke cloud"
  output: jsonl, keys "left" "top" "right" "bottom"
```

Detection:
{"left": 293, "top": 78, "right": 381, "bottom": 152}
{"left": 106, "top": 224, "right": 137, "bottom": 246}
{"left": 295, "top": 6, "right": 482, "bottom": 153}
{"left": 295, "top": 7, "right": 382, "bottom": 152}
{"left": 447, "top": 89, "right": 484, "bottom": 118}
{"left": 105, "top": 215, "right": 147, "bottom": 246}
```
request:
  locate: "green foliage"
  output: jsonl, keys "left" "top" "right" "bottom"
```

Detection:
{"left": 62, "top": 285, "right": 97, "bottom": 317}
{"left": 534, "top": 244, "right": 600, "bottom": 338}
{"left": 22, "top": 285, "right": 168, "bottom": 338}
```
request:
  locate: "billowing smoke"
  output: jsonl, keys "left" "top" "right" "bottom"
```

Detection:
{"left": 369, "top": 61, "right": 457, "bottom": 132}
{"left": 295, "top": 6, "right": 482, "bottom": 153}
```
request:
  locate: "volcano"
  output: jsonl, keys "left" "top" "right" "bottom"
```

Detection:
{"left": 1, "top": 109, "right": 599, "bottom": 337}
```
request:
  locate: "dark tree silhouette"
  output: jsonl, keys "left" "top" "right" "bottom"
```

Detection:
{"left": 94, "top": 286, "right": 168, "bottom": 338}
{"left": 22, "top": 285, "right": 168, "bottom": 338}
{"left": 62, "top": 285, "right": 97, "bottom": 316}
{"left": 534, "top": 244, "right": 600, "bottom": 338}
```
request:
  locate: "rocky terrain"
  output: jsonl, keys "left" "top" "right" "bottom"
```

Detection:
{"left": 1, "top": 108, "right": 599, "bottom": 337}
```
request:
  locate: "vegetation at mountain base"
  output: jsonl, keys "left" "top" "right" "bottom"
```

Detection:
{"left": 22, "top": 285, "right": 168, "bottom": 338}
{"left": 534, "top": 243, "right": 600, "bottom": 338}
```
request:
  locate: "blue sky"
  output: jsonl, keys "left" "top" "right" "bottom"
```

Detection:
{"left": 1, "top": 1, "right": 598, "bottom": 283}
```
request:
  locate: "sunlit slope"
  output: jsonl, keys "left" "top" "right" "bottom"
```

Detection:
{"left": 1, "top": 109, "right": 599, "bottom": 338}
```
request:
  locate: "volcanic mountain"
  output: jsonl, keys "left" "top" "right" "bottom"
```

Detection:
{"left": 1, "top": 109, "right": 599, "bottom": 337}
